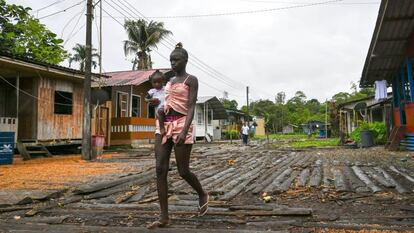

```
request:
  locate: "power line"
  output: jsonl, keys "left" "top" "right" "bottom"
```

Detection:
{"left": 38, "top": 0, "right": 84, "bottom": 20}
{"left": 60, "top": 4, "right": 86, "bottom": 38}
{"left": 0, "top": 75, "right": 78, "bottom": 107}
{"left": 119, "top": 0, "right": 247, "bottom": 89}
{"left": 35, "top": 0, "right": 67, "bottom": 12}
{"left": 103, "top": 0, "right": 243, "bottom": 95}
{"left": 63, "top": 4, "right": 86, "bottom": 46}
{"left": 141, "top": 0, "right": 344, "bottom": 19}
{"left": 63, "top": 23, "right": 86, "bottom": 46}
{"left": 112, "top": 0, "right": 247, "bottom": 94}
{"left": 239, "top": 0, "right": 378, "bottom": 4}
{"left": 101, "top": 5, "right": 233, "bottom": 97}
{"left": 117, "top": 0, "right": 294, "bottom": 100}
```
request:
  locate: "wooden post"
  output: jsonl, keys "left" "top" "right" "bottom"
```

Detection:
{"left": 16, "top": 72, "right": 19, "bottom": 142}
{"left": 82, "top": 0, "right": 93, "bottom": 160}
{"left": 246, "top": 86, "right": 249, "bottom": 126}
{"left": 406, "top": 58, "right": 414, "bottom": 101}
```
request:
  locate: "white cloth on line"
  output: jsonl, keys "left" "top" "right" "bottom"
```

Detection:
{"left": 374, "top": 80, "right": 387, "bottom": 101}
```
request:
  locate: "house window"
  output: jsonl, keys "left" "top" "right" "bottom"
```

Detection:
{"left": 148, "top": 104, "right": 155, "bottom": 118}
{"left": 197, "top": 111, "right": 203, "bottom": 125}
{"left": 116, "top": 92, "right": 128, "bottom": 117}
{"left": 131, "top": 95, "right": 141, "bottom": 117}
{"left": 54, "top": 91, "right": 72, "bottom": 115}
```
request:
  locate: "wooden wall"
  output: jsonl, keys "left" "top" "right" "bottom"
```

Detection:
{"left": 18, "top": 78, "right": 37, "bottom": 140}
{"left": 36, "top": 76, "right": 83, "bottom": 140}
{"left": 110, "top": 82, "right": 153, "bottom": 118}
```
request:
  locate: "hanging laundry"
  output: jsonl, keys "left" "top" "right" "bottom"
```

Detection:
{"left": 374, "top": 80, "right": 387, "bottom": 101}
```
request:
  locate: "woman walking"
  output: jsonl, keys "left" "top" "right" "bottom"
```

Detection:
{"left": 148, "top": 43, "right": 209, "bottom": 229}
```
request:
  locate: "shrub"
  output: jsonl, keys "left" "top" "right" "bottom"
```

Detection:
{"left": 225, "top": 129, "right": 238, "bottom": 140}
{"left": 350, "top": 121, "right": 386, "bottom": 145}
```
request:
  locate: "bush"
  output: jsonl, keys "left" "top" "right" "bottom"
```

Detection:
{"left": 350, "top": 121, "right": 386, "bottom": 145}
{"left": 225, "top": 129, "right": 238, "bottom": 140}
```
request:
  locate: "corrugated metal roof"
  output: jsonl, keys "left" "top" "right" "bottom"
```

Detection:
{"left": 0, "top": 52, "right": 106, "bottom": 79}
{"left": 99, "top": 69, "right": 174, "bottom": 87}
{"left": 197, "top": 96, "right": 228, "bottom": 119}
{"left": 360, "top": 0, "right": 414, "bottom": 87}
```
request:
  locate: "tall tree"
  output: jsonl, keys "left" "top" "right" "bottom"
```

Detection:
{"left": 220, "top": 98, "right": 238, "bottom": 110}
{"left": 0, "top": 0, "right": 67, "bottom": 64}
{"left": 68, "top": 44, "right": 99, "bottom": 71}
{"left": 275, "top": 91, "right": 286, "bottom": 105}
{"left": 123, "top": 19, "right": 172, "bottom": 70}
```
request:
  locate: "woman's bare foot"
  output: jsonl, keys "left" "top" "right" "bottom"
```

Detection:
{"left": 198, "top": 192, "right": 209, "bottom": 216}
{"left": 147, "top": 219, "right": 169, "bottom": 229}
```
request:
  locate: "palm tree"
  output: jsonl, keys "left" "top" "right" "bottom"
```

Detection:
{"left": 123, "top": 19, "right": 172, "bottom": 70}
{"left": 68, "top": 43, "right": 100, "bottom": 72}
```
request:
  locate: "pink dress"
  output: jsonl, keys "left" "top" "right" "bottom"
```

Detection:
{"left": 155, "top": 75, "right": 194, "bottom": 144}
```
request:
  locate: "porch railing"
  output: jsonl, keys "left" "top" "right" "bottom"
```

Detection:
{"left": 0, "top": 117, "right": 17, "bottom": 132}
{"left": 0, "top": 117, "right": 17, "bottom": 142}
{"left": 111, "top": 117, "right": 156, "bottom": 144}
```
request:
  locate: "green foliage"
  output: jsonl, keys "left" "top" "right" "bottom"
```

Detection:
{"left": 220, "top": 98, "right": 238, "bottom": 110}
{"left": 224, "top": 129, "right": 238, "bottom": 140}
{"left": 254, "top": 133, "right": 308, "bottom": 140}
{"left": 288, "top": 138, "right": 340, "bottom": 148}
{"left": 0, "top": 0, "right": 67, "bottom": 64}
{"left": 350, "top": 122, "right": 386, "bottom": 145}
{"left": 123, "top": 19, "right": 172, "bottom": 70}
{"left": 68, "top": 44, "right": 100, "bottom": 71}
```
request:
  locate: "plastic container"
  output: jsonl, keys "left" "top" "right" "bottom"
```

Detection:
{"left": 0, "top": 132, "right": 15, "bottom": 165}
{"left": 360, "top": 130, "right": 374, "bottom": 148}
{"left": 405, "top": 102, "right": 414, "bottom": 133}
{"left": 406, "top": 133, "right": 414, "bottom": 151}
{"left": 92, "top": 135, "right": 105, "bottom": 161}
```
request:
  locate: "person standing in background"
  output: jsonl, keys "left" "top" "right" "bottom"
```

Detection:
{"left": 241, "top": 122, "right": 250, "bottom": 145}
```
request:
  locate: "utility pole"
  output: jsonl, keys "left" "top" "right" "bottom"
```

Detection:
{"left": 99, "top": 0, "right": 102, "bottom": 75}
{"left": 82, "top": 0, "right": 93, "bottom": 160}
{"left": 246, "top": 86, "right": 249, "bottom": 126}
{"left": 325, "top": 99, "right": 328, "bottom": 139}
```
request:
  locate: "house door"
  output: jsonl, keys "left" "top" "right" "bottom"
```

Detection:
{"left": 95, "top": 106, "right": 111, "bottom": 147}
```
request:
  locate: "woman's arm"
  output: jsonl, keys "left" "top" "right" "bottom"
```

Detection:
{"left": 177, "top": 75, "right": 198, "bottom": 144}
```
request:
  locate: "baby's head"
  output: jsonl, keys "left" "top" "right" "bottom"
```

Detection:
{"left": 150, "top": 70, "right": 164, "bottom": 90}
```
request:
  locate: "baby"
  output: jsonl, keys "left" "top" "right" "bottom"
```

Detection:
{"left": 146, "top": 70, "right": 166, "bottom": 135}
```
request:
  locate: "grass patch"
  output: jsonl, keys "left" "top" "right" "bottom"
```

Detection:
{"left": 288, "top": 138, "right": 340, "bottom": 148}
{"left": 254, "top": 134, "right": 309, "bottom": 140}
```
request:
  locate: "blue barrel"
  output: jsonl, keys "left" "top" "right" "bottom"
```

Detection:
{"left": 319, "top": 129, "right": 326, "bottom": 138}
{"left": 406, "top": 133, "right": 414, "bottom": 151}
{"left": 0, "top": 132, "right": 15, "bottom": 165}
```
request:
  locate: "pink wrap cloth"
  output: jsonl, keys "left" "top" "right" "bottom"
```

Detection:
{"left": 155, "top": 117, "right": 194, "bottom": 144}
{"left": 154, "top": 76, "right": 194, "bottom": 144}
{"left": 164, "top": 76, "right": 190, "bottom": 115}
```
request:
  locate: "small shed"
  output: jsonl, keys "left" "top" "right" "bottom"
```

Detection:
{"left": 194, "top": 96, "right": 228, "bottom": 141}
{"left": 282, "top": 124, "right": 296, "bottom": 134}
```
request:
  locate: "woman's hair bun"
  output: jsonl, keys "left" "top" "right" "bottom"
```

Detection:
{"left": 175, "top": 42, "right": 183, "bottom": 49}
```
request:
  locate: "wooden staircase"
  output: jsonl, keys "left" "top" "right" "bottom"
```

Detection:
{"left": 385, "top": 126, "right": 406, "bottom": 150}
{"left": 16, "top": 140, "right": 52, "bottom": 160}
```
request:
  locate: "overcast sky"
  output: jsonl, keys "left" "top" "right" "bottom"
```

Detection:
{"left": 10, "top": 0, "right": 380, "bottom": 106}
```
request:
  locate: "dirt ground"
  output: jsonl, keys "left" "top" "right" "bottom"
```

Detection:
{"left": 0, "top": 142, "right": 413, "bottom": 233}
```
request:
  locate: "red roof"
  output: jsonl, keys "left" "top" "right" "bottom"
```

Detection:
{"left": 101, "top": 69, "right": 172, "bottom": 86}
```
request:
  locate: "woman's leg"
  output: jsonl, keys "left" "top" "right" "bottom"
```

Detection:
{"left": 174, "top": 144, "right": 208, "bottom": 207}
{"left": 155, "top": 134, "right": 173, "bottom": 223}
